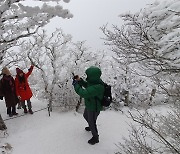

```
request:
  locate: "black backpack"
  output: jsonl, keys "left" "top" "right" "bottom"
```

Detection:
{"left": 101, "top": 83, "right": 112, "bottom": 107}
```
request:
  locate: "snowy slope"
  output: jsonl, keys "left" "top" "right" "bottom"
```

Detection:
{"left": 0, "top": 98, "right": 131, "bottom": 154}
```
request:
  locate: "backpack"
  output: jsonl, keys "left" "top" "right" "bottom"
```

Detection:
{"left": 100, "top": 83, "right": 112, "bottom": 107}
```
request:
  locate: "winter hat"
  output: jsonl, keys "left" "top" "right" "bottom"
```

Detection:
{"left": 16, "top": 68, "right": 24, "bottom": 75}
{"left": 2, "top": 67, "right": 11, "bottom": 76}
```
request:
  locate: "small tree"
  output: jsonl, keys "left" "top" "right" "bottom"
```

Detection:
{"left": 20, "top": 29, "right": 74, "bottom": 110}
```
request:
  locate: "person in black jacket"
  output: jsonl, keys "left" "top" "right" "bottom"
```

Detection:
{"left": 0, "top": 67, "right": 19, "bottom": 117}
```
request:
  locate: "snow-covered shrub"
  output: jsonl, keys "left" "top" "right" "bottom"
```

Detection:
{"left": 116, "top": 102, "right": 180, "bottom": 154}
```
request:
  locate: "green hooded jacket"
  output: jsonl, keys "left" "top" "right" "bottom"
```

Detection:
{"left": 74, "top": 66, "right": 104, "bottom": 112}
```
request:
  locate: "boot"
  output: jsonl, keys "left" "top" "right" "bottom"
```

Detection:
{"left": 85, "top": 127, "right": 91, "bottom": 131}
{"left": 9, "top": 114, "right": 13, "bottom": 117}
{"left": 88, "top": 136, "right": 99, "bottom": 145}
{"left": 12, "top": 107, "right": 18, "bottom": 115}
{"left": 7, "top": 107, "right": 13, "bottom": 117}
{"left": 24, "top": 108, "right": 28, "bottom": 113}
{"left": 28, "top": 109, "right": 33, "bottom": 114}
{"left": 12, "top": 112, "right": 18, "bottom": 116}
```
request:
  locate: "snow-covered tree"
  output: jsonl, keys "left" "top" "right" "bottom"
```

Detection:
{"left": 10, "top": 29, "right": 105, "bottom": 111}
{"left": 102, "top": 1, "right": 180, "bottom": 153}
{"left": 101, "top": 0, "right": 180, "bottom": 104}
{"left": 0, "top": 0, "right": 73, "bottom": 65}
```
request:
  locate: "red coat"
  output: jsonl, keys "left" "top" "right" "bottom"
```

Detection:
{"left": 15, "top": 66, "right": 34, "bottom": 101}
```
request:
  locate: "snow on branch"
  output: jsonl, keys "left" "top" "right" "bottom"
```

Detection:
{"left": 0, "top": 0, "right": 73, "bottom": 64}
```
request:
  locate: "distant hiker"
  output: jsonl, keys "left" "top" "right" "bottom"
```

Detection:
{"left": 72, "top": 66, "right": 104, "bottom": 145}
{"left": 15, "top": 65, "right": 34, "bottom": 114}
{"left": 0, "top": 67, "right": 19, "bottom": 117}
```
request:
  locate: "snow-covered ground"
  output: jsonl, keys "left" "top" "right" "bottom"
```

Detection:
{"left": 0, "top": 98, "right": 133, "bottom": 154}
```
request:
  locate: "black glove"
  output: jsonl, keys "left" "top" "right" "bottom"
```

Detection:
{"left": 72, "top": 79, "right": 78, "bottom": 86}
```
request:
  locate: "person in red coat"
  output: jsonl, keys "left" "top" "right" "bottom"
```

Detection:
{"left": 0, "top": 67, "right": 19, "bottom": 117}
{"left": 15, "top": 65, "right": 34, "bottom": 114}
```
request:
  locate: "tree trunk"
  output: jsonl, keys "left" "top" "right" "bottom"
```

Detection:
{"left": 76, "top": 97, "right": 82, "bottom": 112}
{"left": 124, "top": 90, "right": 129, "bottom": 106}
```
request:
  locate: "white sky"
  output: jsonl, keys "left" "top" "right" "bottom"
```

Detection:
{"left": 45, "top": 0, "right": 156, "bottom": 50}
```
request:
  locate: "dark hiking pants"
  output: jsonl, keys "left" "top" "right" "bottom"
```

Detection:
{"left": 7, "top": 106, "right": 16, "bottom": 115}
{"left": 21, "top": 99, "right": 32, "bottom": 110}
{"left": 83, "top": 108, "right": 100, "bottom": 137}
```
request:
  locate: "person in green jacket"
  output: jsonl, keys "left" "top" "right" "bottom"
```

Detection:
{"left": 72, "top": 66, "right": 104, "bottom": 145}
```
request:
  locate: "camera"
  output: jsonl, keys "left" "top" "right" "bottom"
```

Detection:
{"left": 73, "top": 75, "right": 79, "bottom": 80}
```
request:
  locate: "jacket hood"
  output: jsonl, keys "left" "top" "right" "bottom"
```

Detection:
{"left": 85, "top": 66, "right": 102, "bottom": 84}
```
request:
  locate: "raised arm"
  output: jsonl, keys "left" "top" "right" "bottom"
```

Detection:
{"left": 25, "top": 65, "right": 34, "bottom": 78}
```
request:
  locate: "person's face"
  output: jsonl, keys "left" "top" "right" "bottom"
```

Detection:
{"left": 19, "top": 73, "right": 23, "bottom": 77}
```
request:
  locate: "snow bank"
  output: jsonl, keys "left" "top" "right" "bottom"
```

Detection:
{"left": 0, "top": 98, "right": 130, "bottom": 154}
